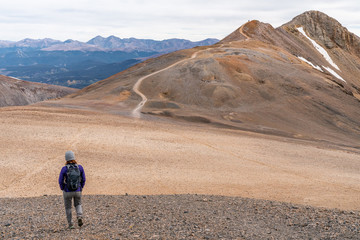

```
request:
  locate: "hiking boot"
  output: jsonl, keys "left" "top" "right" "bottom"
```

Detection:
{"left": 68, "top": 224, "right": 75, "bottom": 229}
{"left": 78, "top": 218, "right": 83, "bottom": 227}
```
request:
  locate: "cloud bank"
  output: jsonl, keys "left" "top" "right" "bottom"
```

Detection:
{"left": 0, "top": 0, "right": 359, "bottom": 41}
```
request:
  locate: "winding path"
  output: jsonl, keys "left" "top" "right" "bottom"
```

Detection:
{"left": 131, "top": 51, "right": 200, "bottom": 118}
{"left": 239, "top": 22, "right": 251, "bottom": 40}
{"left": 131, "top": 22, "right": 251, "bottom": 118}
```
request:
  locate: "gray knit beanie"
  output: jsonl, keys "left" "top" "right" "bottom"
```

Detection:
{"left": 65, "top": 151, "right": 75, "bottom": 161}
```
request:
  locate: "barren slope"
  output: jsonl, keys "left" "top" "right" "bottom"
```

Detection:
{"left": 0, "top": 75, "right": 76, "bottom": 107}
{"left": 0, "top": 106, "right": 359, "bottom": 211}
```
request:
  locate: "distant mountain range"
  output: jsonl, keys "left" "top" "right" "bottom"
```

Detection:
{"left": 0, "top": 36, "right": 218, "bottom": 52}
{"left": 0, "top": 37, "right": 218, "bottom": 88}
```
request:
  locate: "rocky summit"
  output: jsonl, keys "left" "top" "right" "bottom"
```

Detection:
{"left": 285, "top": 11, "right": 360, "bottom": 53}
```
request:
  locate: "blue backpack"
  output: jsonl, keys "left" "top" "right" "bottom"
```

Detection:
{"left": 66, "top": 164, "right": 81, "bottom": 191}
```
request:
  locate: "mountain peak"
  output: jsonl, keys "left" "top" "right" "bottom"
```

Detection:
{"left": 64, "top": 39, "right": 76, "bottom": 44}
{"left": 87, "top": 35, "right": 106, "bottom": 46}
{"left": 222, "top": 10, "right": 360, "bottom": 59}
{"left": 221, "top": 20, "right": 275, "bottom": 43}
{"left": 283, "top": 10, "right": 360, "bottom": 55}
{"left": 13, "top": 38, "right": 62, "bottom": 48}
{"left": 291, "top": 10, "right": 338, "bottom": 24}
{"left": 90, "top": 35, "right": 105, "bottom": 41}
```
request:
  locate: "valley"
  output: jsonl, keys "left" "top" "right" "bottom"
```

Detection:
{"left": 0, "top": 37, "right": 218, "bottom": 88}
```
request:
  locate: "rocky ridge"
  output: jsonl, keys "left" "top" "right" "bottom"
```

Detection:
{"left": 0, "top": 75, "right": 76, "bottom": 107}
{"left": 284, "top": 11, "right": 360, "bottom": 55}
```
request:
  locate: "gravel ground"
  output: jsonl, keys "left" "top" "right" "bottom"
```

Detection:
{"left": 1, "top": 195, "right": 359, "bottom": 239}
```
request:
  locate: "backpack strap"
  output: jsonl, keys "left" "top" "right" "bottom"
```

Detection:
{"left": 66, "top": 163, "right": 78, "bottom": 169}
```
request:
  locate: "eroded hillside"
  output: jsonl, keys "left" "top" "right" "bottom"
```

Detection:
{"left": 0, "top": 75, "right": 76, "bottom": 107}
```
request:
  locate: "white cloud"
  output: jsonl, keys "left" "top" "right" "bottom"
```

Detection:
{"left": 0, "top": 0, "right": 359, "bottom": 41}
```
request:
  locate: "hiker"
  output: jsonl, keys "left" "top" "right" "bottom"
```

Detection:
{"left": 58, "top": 150, "right": 86, "bottom": 229}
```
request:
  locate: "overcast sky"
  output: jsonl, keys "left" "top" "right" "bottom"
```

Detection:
{"left": 0, "top": 0, "right": 359, "bottom": 42}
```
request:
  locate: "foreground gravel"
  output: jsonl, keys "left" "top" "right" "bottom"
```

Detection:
{"left": 1, "top": 194, "right": 359, "bottom": 239}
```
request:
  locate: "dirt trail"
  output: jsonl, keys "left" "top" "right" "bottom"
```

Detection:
{"left": 239, "top": 22, "right": 251, "bottom": 40}
{"left": 131, "top": 51, "right": 200, "bottom": 117}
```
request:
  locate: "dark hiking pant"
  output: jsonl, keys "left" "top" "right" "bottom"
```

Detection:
{"left": 63, "top": 191, "right": 83, "bottom": 226}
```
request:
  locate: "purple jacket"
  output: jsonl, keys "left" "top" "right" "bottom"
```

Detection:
{"left": 58, "top": 164, "right": 86, "bottom": 192}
